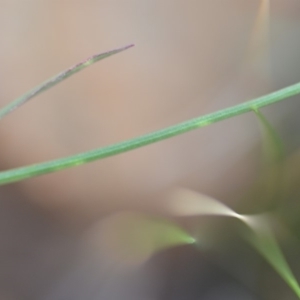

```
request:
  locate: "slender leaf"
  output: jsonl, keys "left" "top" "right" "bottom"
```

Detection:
{"left": 97, "top": 211, "right": 195, "bottom": 264}
{"left": 167, "top": 188, "right": 300, "bottom": 298}
{"left": 253, "top": 108, "right": 284, "bottom": 164}
{"left": 250, "top": 109, "right": 285, "bottom": 210}
{"left": 0, "top": 44, "right": 134, "bottom": 119}
{"left": 245, "top": 215, "right": 300, "bottom": 298}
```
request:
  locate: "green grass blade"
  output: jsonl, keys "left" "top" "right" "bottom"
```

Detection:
{"left": 251, "top": 109, "right": 285, "bottom": 209}
{"left": 0, "top": 44, "right": 134, "bottom": 120}
{"left": 166, "top": 188, "right": 300, "bottom": 298}
{"left": 245, "top": 215, "right": 300, "bottom": 298}
{"left": 0, "top": 81, "right": 300, "bottom": 185}
{"left": 253, "top": 109, "right": 284, "bottom": 164}
{"left": 98, "top": 211, "right": 195, "bottom": 264}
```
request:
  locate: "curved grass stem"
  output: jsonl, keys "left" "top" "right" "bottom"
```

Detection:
{"left": 0, "top": 81, "right": 299, "bottom": 185}
{"left": 0, "top": 44, "right": 134, "bottom": 120}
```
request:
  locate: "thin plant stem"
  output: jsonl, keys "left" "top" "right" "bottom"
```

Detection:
{"left": 0, "top": 44, "right": 134, "bottom": 120}
{"left": 0, "top": 81, "right": 300, "bottom": 185}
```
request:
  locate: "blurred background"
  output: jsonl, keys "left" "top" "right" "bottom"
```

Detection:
{"left": 0, "top": 0, "right": 300, "bottom": 299}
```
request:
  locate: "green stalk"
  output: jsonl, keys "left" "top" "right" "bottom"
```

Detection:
{"left": 0, "top": 81, "right": 300, "bottom": 185}
{"left": 0, "top": 44, "right": 134, "bottom": 120}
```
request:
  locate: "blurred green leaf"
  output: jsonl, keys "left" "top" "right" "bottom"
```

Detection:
{"left": 0, "top": 44, "right": 134, "bottom": 120}
{"left": 1, "top": 81, "right": 300, "bottom": 185}
{"left": 253, "top": 108, "right": 284, "bottom": 164}
{"left": 167, "top": 188, "right": 300, "bottom": 298}
{"left": 251, "top": 109, "right": 285, "bottom": 210}
{"left": 99, "top": 211, "right": 195, "bottom": 264}
{"left": 244, "top": 215, "right": 300, "bottom": 298}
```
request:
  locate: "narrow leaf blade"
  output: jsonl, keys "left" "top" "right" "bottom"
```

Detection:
{"left": 96, "top": 211, "right": 195, "bottom": 265}
{"left": 253, "top": 108, "right": 284, "bottom": 164}
{"left": 244, "top": 215, "right": 300, "bottom": 298}
{"left": 0, "top": 44, "right": 134, "bottom": 119}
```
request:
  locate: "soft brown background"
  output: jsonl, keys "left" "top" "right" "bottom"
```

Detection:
{"left": 0, "top": 1, "right": 300, "bottom": 299}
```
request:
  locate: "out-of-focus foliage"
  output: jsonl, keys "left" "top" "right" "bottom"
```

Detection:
{"left": 1, "top": 1, "right": 300, "bottom": 300}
